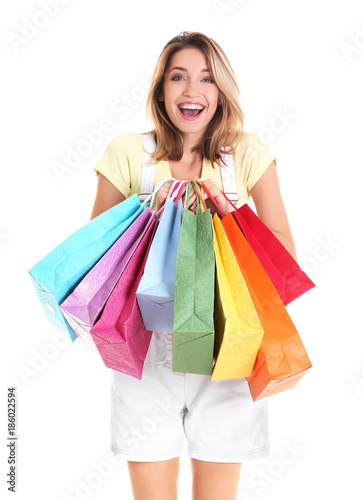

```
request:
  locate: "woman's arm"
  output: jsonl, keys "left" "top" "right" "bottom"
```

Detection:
{"left": 90, "top": 174, "right": 187, "bottom": 219}
{"left": 90, "top": 173, "right": 126, "bottom": 220}
{"left": 249, "top": 161, "right": 297, "bottom": 260}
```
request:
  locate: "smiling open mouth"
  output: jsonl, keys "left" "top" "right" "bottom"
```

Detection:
{"left": 179, "top": 106, "right": 205, "bottom": 117}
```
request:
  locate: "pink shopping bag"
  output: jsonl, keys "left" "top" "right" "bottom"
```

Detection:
{"left": 89, "top": 213, "right": 158, "bottom": 379}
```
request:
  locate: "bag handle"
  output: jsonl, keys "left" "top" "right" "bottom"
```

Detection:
{"left": 219, "top": 190, "right": 238, "bottom": 211}
{"left": 144, "top": 177, "right": 175, "bottom": 209}
{"left": 190, "top": 180, "right": 208, "bottom": 212}
{"left": 169, "top": 180, "right": 182, "bottom": 197}
{"left": 149, "top": 179, "right": 187, "bottom": 218}
{"left": 153, "top": 179, "right": 181, "bottom": 218}
{"left": 185, "top": 181, "right": 204, "bottom": 214}
{"left": 170, "top": 181, "right": 188, "bottom": 204}
{"left": 195, "top": 181, "right": 225, "bottom": 218}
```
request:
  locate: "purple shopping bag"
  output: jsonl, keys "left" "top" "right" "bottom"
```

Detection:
{"left": 60, "top": 210, "right": 153, "bottom": 350}
{"left": 89, "top": 213, "right": 158, "bottom": 379}
{"left": 60, "top": 209, "right": 152, "bottom": 324}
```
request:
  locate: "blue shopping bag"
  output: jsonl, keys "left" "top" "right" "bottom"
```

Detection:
{"left": 29, "top": 194, "right": 144, "bottom": 342}
{"left": 136, "top": 196, "right": 183, "bottom": 333}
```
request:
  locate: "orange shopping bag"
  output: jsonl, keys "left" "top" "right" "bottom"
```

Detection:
{"left": 221, "top": 213, "right": 312, "bottom": 401}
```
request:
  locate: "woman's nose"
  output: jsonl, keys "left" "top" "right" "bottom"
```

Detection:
{"left": 183, "top": 79, "right": 200, "bottom": 97}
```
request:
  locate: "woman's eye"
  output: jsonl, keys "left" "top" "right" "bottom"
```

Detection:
{"left": 171, "top": 76, "right": 214, "bottom": 83}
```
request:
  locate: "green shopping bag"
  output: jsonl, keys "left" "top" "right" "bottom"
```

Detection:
{"left": 172, "top": 181, "right": 215, "bottom": 375}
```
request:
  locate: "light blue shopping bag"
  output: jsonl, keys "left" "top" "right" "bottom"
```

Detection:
{"left": 136, "top": 196, "right": 183, "bottom": 333}
{"left": 29, "top": 194, "right": 144, "bottom": 342}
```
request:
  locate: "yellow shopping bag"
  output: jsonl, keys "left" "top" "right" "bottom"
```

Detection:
{"left": 212, "top": 215, "right": 264, "bottom": 380}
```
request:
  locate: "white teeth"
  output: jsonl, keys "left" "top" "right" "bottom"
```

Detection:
{"left": 179, "top": 103, "right": 204, "bottom": 110}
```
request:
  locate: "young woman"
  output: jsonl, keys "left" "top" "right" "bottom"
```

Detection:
{"left": 91, "top": 31, "right": 296, "bottom": 500}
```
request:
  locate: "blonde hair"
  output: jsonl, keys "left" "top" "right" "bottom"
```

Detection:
{"left": 143, "top": 31, "right": 245, "bottom": 168}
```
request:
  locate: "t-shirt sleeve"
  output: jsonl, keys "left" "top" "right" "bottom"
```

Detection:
{"left": 93, "top": 133, "right": 133, "bottom": 198}
{"left": 241, "top": 133, "right": 277, "bottom": 192}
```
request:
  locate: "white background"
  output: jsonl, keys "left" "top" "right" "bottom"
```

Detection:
{"left": 1, "top": 0, "right": 363, "bottom": 499}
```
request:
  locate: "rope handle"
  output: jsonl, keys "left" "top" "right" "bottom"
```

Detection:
{"left": 153, "top": 180, "right": 185, "bottom": 218}
{"left": 143, "top": 177, "right": 175, "bottom": 209}
{"left": 219, "top": 190, "right": 237, "bottom": 210}
{"left": 190, "top": 180, "right": 208, "bottom": 212}
{"left": 194, "top": 181, "right": 225, "bottom": 218}
{"left": 185, "top": 181, "right": 201, "bottom": 213}
{"left": 169, "top": 180, "right": 183, "bottom": 198}
{"left": 171, "top": 181, "right": 188, "bottom": 205}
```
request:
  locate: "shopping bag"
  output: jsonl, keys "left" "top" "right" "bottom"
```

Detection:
{"left": 172, "top": 181, "right": 215, "bottom": 375}
{"left": 211, "top": 215, "right": 264, "bottom": 380}
{"left": 136, "top": 182, "right": 185, "bottom": 333}
{"left": 61, "top": 208, "right": 153, "bottom": 325}
{"left": 228, "top": 197, "right": 315, "bottom": 305}
{"left": 60, "top": 209, "right": 154, "bottom": 350}
{"left": 89, "top": 213, "right": 158, "bottom": 379}
{"left": 28, "top": 194, "right": 144, "bottom": 342}
{"left": 222, "top": 213, "right": 312, "bottom": 400}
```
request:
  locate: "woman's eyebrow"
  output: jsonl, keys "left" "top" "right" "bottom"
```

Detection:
{"left": 168, "top": 66, "right": 210, "bottom": 73}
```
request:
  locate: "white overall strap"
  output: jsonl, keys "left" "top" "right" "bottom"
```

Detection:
{"left": 139, "top": 132, "right": 156, "bottom": 202}
{"left": 220, "top": 146, "right": 239, "bottom": 205}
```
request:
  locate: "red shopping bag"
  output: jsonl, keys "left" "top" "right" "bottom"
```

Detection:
{"left": 89, "top": 214, "right": 158, "bottom": 379}
{"left": 217, "top": 192, "right": 315, "bottom": 305}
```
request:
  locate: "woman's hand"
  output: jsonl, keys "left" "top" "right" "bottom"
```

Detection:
{"left": 199, "top": 179, "right": 235, "bottom": 216}
{"left": 155, "top": 178, "right": 232, "bottom": 214}
{"left": 180, "top": 178, "right": 235, "bottom": 215}
{"left": 177, "top": 176, "right": 200, "bottom": 212}
{"left": 155, "top": 179, "right": 200, "bottom": 212}
{"left": 155, "top": 180, "right": 174, "bottom": 211}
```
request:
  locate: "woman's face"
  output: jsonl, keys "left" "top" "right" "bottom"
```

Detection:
{"left": 162, "top": 47, "right": 219, "bottom": 141}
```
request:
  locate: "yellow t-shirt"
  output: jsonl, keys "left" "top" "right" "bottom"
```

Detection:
{"left": 93, "top": 131, "right": 277, "bottom": 208}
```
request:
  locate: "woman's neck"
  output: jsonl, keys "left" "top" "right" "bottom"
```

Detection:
{"left": 179, "top": 132, "right": 203, "bottom": 166}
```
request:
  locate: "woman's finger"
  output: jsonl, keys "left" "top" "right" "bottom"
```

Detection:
{"left": 155, "top": 181, "right": 175, "bottom": 209}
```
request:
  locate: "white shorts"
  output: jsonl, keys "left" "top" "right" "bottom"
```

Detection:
{"left": 110, "top": 332, "right": 270, "bottom": 463}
